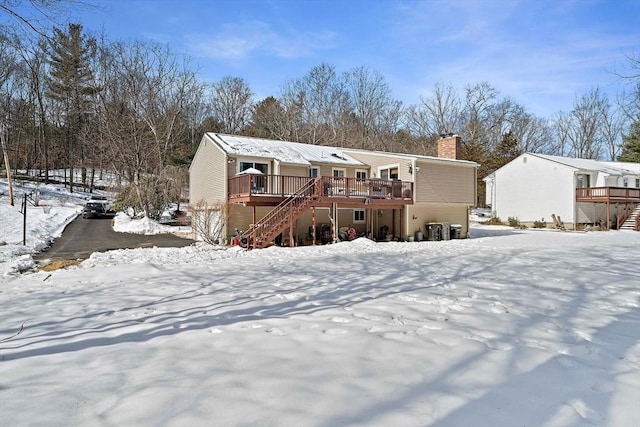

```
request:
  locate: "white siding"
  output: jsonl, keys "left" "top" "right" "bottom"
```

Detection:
{"left": 493, "top": 154, "right": 575, "bottom": 223}
{"left": 576, "top": 203, "right": 608, "bottom": 224}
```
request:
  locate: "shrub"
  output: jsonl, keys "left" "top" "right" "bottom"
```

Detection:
{"left": 483, "top": 216, "right": 504, "bottom": 225}
{"left": 112, "top": 184, "right": 145, "bottom": 218}
{"left": 532, "top": 218, "right": 547, "bottom": 228}
{"left": 191, "top": 199, "right": 230, "bottom": 244}
{"left": 507, "top": 216, "right": 520, "bottom": 227}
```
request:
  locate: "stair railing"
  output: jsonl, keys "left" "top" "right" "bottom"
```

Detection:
{"left": 241, "top": 177, "right": 320, "bottom": 248}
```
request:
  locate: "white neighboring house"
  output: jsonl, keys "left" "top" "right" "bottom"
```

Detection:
{"left": 484, "top": 153, "right": 640, "bottom": 230}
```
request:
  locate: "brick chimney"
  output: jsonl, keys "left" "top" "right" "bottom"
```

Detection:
{"left": 438, "top": 134, "right": 461, "bottom": 160}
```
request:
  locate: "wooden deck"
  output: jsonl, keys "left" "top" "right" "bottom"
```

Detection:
{"left": 576, "top": 187, "right": 640, "bottom": 203}
{"left": 228, "top": 175, "right": 414, "bottom": 208}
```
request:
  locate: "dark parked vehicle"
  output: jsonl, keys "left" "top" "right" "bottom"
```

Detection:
{"left": 82, "top": 202, "right": 110, "bottom": 219}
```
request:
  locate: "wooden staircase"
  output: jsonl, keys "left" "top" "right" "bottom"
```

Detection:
{"left": 620, "top": 204, "right": 640, "bottom": 231}
{"left": 241, "top": 178, "right": 321, "bottom": 248}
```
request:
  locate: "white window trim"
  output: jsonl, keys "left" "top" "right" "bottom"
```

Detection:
{"left": 378, "top": 164, "right": 399, "bottom": 180}
{"left": 238, "top": 160, "right": 270, "bottom": 175}
{"left": 353, "top": 209, "right": 366, "bottom": 223}
{"left": 332, "top": 167, "right": 346, "bottom": 177}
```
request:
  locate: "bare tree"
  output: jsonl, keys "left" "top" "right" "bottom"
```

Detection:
{"left": 617, "top": 85, "right": 640, "bottom": 124}
{"left": 406, "top": 82, "right": 462, "bottom": 137}
{"left": 345, "top": 66, "right": 401, "bottom": 150}
{"left": 612, "top": 50, "right": 640, "bottom": 83}
{"left": 0, "top": 34, "right": 48, "bottom": 188}
{"left": 461, "top": 81, "right": 500, "bottom": 147}
{"left": 517, "top": 115, "right": 554, "bottom": 153}
{"left": 549, "top": 111, "right": 572, "bottom": 156}
{"left": 367, "top": 99, "right": 403, "bottom": 153}
{"left": 0, "top": 33, "right": 17, "bottom": 88}
{"left": 18, "top": 37, "right": 54, "bottom": 181}
{"left": 280, "top": 63, "right": 350, "bottom": 146}
{"left": 0, "top": 34, "right": 17, "bottom": 198}
{"left": 501, "top": 104, "right": 552, "bottom": 154}
{"left": 614, "top": 52, "right": 639, "bottom": 160}
{"left": 549, "top": 89, "right": 613, "bottom": 159}
{"left": 568, "top": 88, "right": 609, "bottom": 159}
{"left": 1, "top": 0, "right": 99, "bottom": 40}
{"left": 96, "top": 39, "right": 201, "bottom": 218}
{"left": 183, "top": 81, "right": 209, "bottom": 149}
{"left": 191, "top": 199, "right": 230, "bottom": 244}
{"left": 208, "top": 76, "right": 254, "bottom": 134}
{"left": 601, "top": 105, "right": 625, "bottom": 160}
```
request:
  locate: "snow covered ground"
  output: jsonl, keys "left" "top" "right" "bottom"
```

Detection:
{"left": 1, "top": 179, "right": 639, "bottom": 426}
{"left": 0, "top": 180, "right": 188, "bottom": 276}
{"left": 0, "top": 180, "right": 85, "bottom": 276}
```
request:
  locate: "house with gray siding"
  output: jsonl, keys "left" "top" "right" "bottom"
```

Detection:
{"left": 189, "top": 133, "right": 478, "bottom": 247}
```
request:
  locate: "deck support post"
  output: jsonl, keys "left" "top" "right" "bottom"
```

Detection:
{"left": 312, "top": 207, "right": 316, "bottom": 246}
{"left": 289, "top": 203, "right": 294, "bottom": 247}
{"left": 331, "top": 203, "right": 339, "bottom": 243}
{"left": 392, "top": 209, "right": 396, "bottom": 240}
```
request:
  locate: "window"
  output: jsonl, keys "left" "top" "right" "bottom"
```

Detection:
{"left": 379, "top": 166, "right": 399, "bottom": 180}
{"left": 239, "top": 162, "right": 268, "bottom": 174}
{"left": 353, "top": 210, "right": 365, "bottom": 223}
{"left": 576, "top": 174, "right": 590, "bottom": 188}
{"left": 622, "top": 177, "right": 628, "bottom": 188}
{"left": 309, "top": 167, "right": 319, "bottom": 178}
{"left": 330, "top": 168, "right": 347, "bottom": 195}
{"left": 356, "top": 170, "right": 367, "bottom": 180}
{"left": 636, "top": 179, "right": 640, "bottom": 188}
{"left": 240, "top": 162, "right": 268, "bottom": 193}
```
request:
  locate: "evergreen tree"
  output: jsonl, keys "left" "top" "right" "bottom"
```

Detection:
{"left": 47, "top": 23, "right": 97, "bottom": 192}
{"left": 246, "top": 96, "right": 286, "bottom": 139}
{"left": 618, "top": 120, "right": 640, "bottom": 162}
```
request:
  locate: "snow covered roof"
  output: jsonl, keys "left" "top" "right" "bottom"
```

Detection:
{"left": 532, "top": 153, "right": 640, "bottom": 176}
{"left": 342, "top": 147, "right": 478, "bottom": 166}
{"left": 207, "top": 133, "right": 365, "bottom": 167}
{"left": 602, "top": 161, "right": 640, "bottom": 173}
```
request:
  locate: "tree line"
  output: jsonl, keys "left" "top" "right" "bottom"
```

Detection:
{"left": 1, "top": 3, "right": 638, "bottom": 217}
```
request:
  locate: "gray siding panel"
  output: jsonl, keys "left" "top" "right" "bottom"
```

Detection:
{"left": 190, "top": 135, "right": 227, "bottom": 206}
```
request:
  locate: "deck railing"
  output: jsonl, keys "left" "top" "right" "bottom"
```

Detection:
{"left": 576, "top": 186, "right": 640, "bottom": 202}
{"left": 240, "top": 178, "right": 320, "bottom": 248}
{"left": 229, "top": 175, "right": 413, "bottom": 201}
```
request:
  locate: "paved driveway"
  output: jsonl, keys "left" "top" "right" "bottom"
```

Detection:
{"left": 35, "top": 216, "right": 195, "bottom": 261}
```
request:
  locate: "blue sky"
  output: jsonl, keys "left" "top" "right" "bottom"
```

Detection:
{"left": 71, "top": 0, "right": 639, "bottom": 117}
